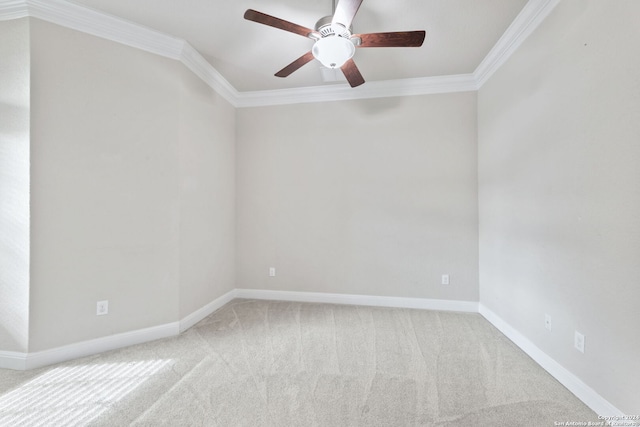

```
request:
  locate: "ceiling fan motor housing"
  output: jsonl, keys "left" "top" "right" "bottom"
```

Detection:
{"left": 315, "top": 16, "right": 351, "bottom": 37}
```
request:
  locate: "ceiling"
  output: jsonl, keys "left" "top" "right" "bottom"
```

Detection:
{"left": 65, "top": 0, "right": 529, "bottom": 92}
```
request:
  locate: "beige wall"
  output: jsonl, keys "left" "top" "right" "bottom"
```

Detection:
{"left": 0, "top": 18, "right": 30, "bottom": 353}
{"left": 478, "top": 0, "right": 640, "bottom": 414}
{"left": 27, "top": 19, "right": 235, "bottom": 351}
{"left": 3, "top": 3, "right": 636, "bottom": 414}
{"left": 178, "top": 67, "right": 236, "bottom": 319}
{"left": 237, "top": 94, "right": 479, "bottom": 301}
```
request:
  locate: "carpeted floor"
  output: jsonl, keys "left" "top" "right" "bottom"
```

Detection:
{"left": 0, "top": 299, "right": 600, "bottom": 426}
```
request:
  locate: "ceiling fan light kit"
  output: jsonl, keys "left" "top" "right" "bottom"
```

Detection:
{"left": 312, "top": 35, "right": 355, "bottom": 69}
{"left": 244, "top": 0, "right": 425, "bottom": 88}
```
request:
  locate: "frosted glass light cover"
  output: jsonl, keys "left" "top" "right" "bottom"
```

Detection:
{"left": 312, "top": 36, "right": 355, "bottom": 69}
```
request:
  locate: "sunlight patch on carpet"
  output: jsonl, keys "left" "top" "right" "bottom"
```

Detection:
{"left": 0, "top": 359, "right": 172, "bottom": 426}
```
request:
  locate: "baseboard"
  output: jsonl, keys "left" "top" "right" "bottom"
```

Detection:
{"left": 0, "top": 351, "right": 28, "bottom": 370}
{"left": 179, "top": 289, "right": 238, "bottom": 333}
{"left": 235, "top": 288, "right": 479, "bottom": 313}
{"left": 23, "top": 322, "right": 180, "bottom": 370}
{"left": 0, "top": 289, "right": 237, "bottom": 370}
{"left": 478, "top": 303, "right": 625, "bottom": 418}
{"left": 0, "top": 289, "right": 626, "bottom": 422}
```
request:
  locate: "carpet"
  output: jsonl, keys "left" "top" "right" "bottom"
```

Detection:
{"left": 0, "top": 299, "right": 600, "bottom": 426}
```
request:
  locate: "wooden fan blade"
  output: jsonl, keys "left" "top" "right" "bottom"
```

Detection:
{"left": 332, "top": 0, "right": 363, "bottom": 29}
{"left": 244, "top": 9, "right": 319, "bottom": 39}
{"left": 275, "top": 51, "right": 315, "bottom": 78}
{"left": 340, "top": 59, "right": 365, "bottom": 87}
{"left": 353, "top": 31, "right": 426, "bottom": 48}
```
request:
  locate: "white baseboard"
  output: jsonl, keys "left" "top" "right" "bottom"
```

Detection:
{"left": 478, "top": 303, "right": 625, "bottom": 418}
{"left": 1, "top": 289, "right": 472, "bottom": 371}
{"left": 0, "top": 288, "right": 627, "bottom": 422}
{"left": 235, "top": 288, "right": 479, "bottom": 313}
{"left": 0, "top": 289, "right": 237, "bottom": 370}
{"left": 1, "top": 322, "right": 179, "bottom": 370}
{"left": 0, "top": 351, "right": 29, "bottom": 370}
{"left": 179, "top": 289, "right": 238, "bottom": 333}
{"left": 24, "top": 322, "right": 180, "bottom": 370}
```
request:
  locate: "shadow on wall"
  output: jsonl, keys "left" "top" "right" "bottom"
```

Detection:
{"left": 352, "top": 96, "right": 404, "bottom": 116}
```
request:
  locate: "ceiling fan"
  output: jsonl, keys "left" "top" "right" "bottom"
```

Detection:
{"left": 244, "top": 0, "right": 426, "bottom": 88}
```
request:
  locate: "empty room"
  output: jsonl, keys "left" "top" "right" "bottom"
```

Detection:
{"left": 0, "top": 0, "right": 638, "bottom": 425}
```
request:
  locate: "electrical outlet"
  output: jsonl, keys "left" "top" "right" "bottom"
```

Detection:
{"left": 269, "top": 267, "right": 276, "bottom": 277}
{"left": 97, "top": 300, "right": 109, "bottom": 316}
{"left": 545, "top": 313, "right": 552, "bottom": 331}
{"left": 441, "top": 274, "right": 450, "bottom": 285}
{"left": 574, "top": 331, "right": 585, "bottom": 353}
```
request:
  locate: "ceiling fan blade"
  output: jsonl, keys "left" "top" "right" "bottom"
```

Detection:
{"left": 353, "top": 31, "right": 426, "bottom": 48}
{"left": 340, "top": 59, "right": 365, "bottom": 88}
{"left": 244, "top": 9, "right": 319, "bottom": 39}
{"left": 275, "top": 51, "right": 315, "bottom": 78}
{"left": 332, "top": 0, "right": 363, "bottom": 29}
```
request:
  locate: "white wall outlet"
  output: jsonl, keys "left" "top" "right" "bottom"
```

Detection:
{"left": 574, "top": 331, "right": 585, "bottom": 353}
{"left": 96, "top": 300, "right": 109, "bottom": 316}
{"left": 269, "top": 267, "right": 276, "bottom": 277}
{"left": 441, "top": 274, "right": 450, "bottom": 285}
{"left": 544, "top": 313, "right": 552, "bottom": 331}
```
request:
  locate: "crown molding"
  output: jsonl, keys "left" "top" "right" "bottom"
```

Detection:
{"left": 24, "top": 0, "right": 183, "bottom": 59}
{"left": 0, "top": 0, "right": 240, "bottom": 105}
{"left": 235, "top": 73, "right": 478, "bottom": 108}
{"left": 0, "top": 0, "right": 558, "bottom": 107}
{"left": 0, "top": 0, "right": 27, "bottom": 20}
{"left": 179, "top": 42, "right": 239, "bottom": 106}
{"left": 473, "top": 0, "right": 561, "bottom": 86}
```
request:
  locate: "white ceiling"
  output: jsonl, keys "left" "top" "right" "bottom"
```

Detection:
{"left": 66, "top": 0, "right": 529, "bottom": 92}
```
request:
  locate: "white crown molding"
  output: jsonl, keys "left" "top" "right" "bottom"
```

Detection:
{"left": 0, "top": 0, "right": 240, "bottom": 105}
{"left": 234, "top": 74, "right": 478, "bottom": 108}
{"left": 0, "top": 0, "right": 557, "bottom": 106}
{"left": 179, "top": 43, "right": 239, "bottom": 107}
{"left": 478, "top": 304, "right": 625, "bottom": 418}
{"left": 0, "top": 0, "right": 27, "bottom": 20}
{"left": 24, "top": 0, "right": 184, "bottom": 59}
{"left": 473, "top": 0, "right": 561, "bottom": 86}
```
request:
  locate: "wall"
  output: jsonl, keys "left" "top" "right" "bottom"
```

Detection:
{"left": 178, "top": 67, "right": 236, "bottom": 319}
{"left": 478, "top": 0, "right": 640, "bottom": 414}
{"left": 27, "top": 18, "right": 236, "bottom": 352}
{"left": 237, "top": 93, "right": 479, "bottom": 301}
{"left": 0, "top": 18, "right": 30, "bottom": 353}
{"left": 4, "top": 4, "right": 636, "bottom": 415}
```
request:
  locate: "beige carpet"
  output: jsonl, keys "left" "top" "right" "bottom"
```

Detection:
{"left": 0, "top": 299, "right": 599, "bottom": 426}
